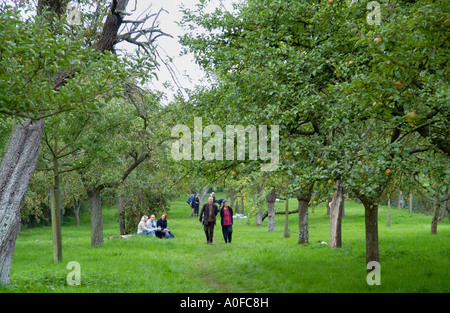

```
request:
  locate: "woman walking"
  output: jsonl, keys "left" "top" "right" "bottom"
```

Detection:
{"left": 220, "top": 200, "right": 233, "bottom": 243}
{"left": 157, "top": 213, "right": 175, "bottom": 239}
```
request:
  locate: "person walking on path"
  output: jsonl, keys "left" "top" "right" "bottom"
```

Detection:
{"left": 199, "top": 196, "right": 218, "bottom": 244}
{"left": 220, "top": 199, "right": 233, "bottom": 244}
{"left": 188, "top": 193, "right": 195, "bottom": 216}
{"left": 191, "top": 192, "right": 200, "bottom": 217}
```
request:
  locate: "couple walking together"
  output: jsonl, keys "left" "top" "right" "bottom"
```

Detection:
{"left": 199, "top": 196, "right": 233, "bottom": 244}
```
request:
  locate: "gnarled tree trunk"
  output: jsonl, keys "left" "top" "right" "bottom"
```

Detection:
{"left": 0, "top": 119, "right": 44, "bottom": 285}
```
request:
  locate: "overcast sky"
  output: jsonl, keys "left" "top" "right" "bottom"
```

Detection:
{"left": 10, "top": 0, "right": 233, "bottom": 103}
{"left": 117, "top": 0, "right": 236, "bottom": 104}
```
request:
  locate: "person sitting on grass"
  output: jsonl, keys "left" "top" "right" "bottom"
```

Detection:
{"left": 146, "top": 214, "right": 158, "bottom": 237}
{"left": 156, "top": 213, "right": 175, "bottom": 239}
{"left": 137, "top": 215, "right": 153, "bottom": 235}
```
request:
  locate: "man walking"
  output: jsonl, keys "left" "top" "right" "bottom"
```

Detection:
{"left": 199, "top": 196, "right": 218, "bottom": 244}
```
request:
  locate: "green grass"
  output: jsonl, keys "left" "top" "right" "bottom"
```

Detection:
{"left": 2, "top": 194, "right": 449, "bottom": 293}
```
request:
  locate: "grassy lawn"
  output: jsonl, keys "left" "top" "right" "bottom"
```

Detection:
{"left": 2, "top": 193, "right": 449, "bottom": 293}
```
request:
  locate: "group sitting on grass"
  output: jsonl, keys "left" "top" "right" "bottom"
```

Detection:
{"left": 137, "top": 196, "right": 235, "bottom": 244}
{"left": 137, "top": 213, "right": 174, "bottom": 239}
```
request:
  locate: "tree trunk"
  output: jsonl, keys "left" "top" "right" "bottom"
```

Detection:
{"left": 266, "top": 189, "right": 276, "bottom": 232}
{"left": 50, "top": 133, "right": 62, "bottom": 262}
{"left": 326, "top": 195, "right": 332, "bottom": 215}
{"left": 255, "top": 206, "right": 263, "bottom": 226}
{"left": 37, "top": 0, "right": 66, "bottom": 17}
{"left": 116, "top": 193, "right": 126, "bottom": 235}
{"left": 439, "top": 199, "right": 448, "bottom": 223}
{"left": 360, "top": 197, "right": 379, "bottom": 264}
{"left": 95, "top": 0, "right": 130, "bottom": 53}
{"left": 329, "top": 179, "right": 343, "bottom": 249}
{"left": 50, "top": 186, "right": 62, "bottom": 262}
{"left": 87, "top": 186, "right": 103, "bottom": 246}
{"left": 254, "top": 187, "right": 263, "bottom": 226}
{"left": 284, "top": 197, "right": 290, "bottom": 238}
{"left": 0, "top": 119, "right": 44, "bottom": 285}
{"left": 397, "top": 190, "right": 404, "bottom": 208}
{"left": 409, "top": 193, "right": 413, "bottom": 214}
{"left": 431, "top": 200, "right": 440, "bottom": 235}
{"left": 297, "top": 192, "right": 312, "bottom": 244}
{"left": 240, "top": 195, "right": 244, "bottom": 215}
{"left": 73, "top": 200, "right": 81, "bottom": 226}
{"left": 386, "top": 195, "right": 391, "bottom": 227}
{"left": 42, "top": 204, "right": 50, "bottom": 226}
{"left": 199, "top": 187, "right": 210, "bottom": 204}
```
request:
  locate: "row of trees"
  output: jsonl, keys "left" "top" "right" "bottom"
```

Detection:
{"left": 0, "top": 0, "right": 185, "bottom": 285}
{"left": 0, "top": 0, "right": 448, "bottom": 286}
{"left": 175, "top": 0, "right": 449, "bottom": 265}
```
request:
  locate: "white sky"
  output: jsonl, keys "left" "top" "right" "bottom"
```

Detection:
{"left": 10, "top": 0, "right": 235, "bottom": 103}
{"left": 118, "top": 0, "right": 236, "bottom": 104}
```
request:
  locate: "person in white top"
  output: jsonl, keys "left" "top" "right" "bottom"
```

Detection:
{"left": 137, "top": 215, "right": 153, "bottom": 235}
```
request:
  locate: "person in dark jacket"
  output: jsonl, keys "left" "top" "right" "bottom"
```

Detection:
{"left": 216, "top": 198, "right": 225, "bottom": 208}
{"left": 199, "top": 196, "right": 218, "bottom": 244}
{"left": 191, "top": 192, "right": 200, "bottom": 217}
{"left": 156, "top": 213, "right": 174, "bottom": 239}
{"left": 220, "top": 199, "right": 233, "bottom": 243}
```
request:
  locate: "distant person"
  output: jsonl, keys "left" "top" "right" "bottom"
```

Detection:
{"left": 187, "top": 193, "right": 195, "bottom": 208}
{"left": 199, "top": 196, "right": 218, "bottom": 244}
{"left": 220, "top": 200, "right": 233, "bottom": 244}
{"left": 157, "top": 213, "right": 174, "bottom": 239}
{"left": 191, "top": 192, "right": 200, "bottom": 217}
{"left": 211, "top": 192, "right": 216, "bottom": 204}
{"left": 146, "top": 214, "right": 158, "bottom": 237}
{"left": 217, "top": 198, "right": 225, "bottom": 208}
{"left": 137, "top": 215, "right": 153, "bottom": 235}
